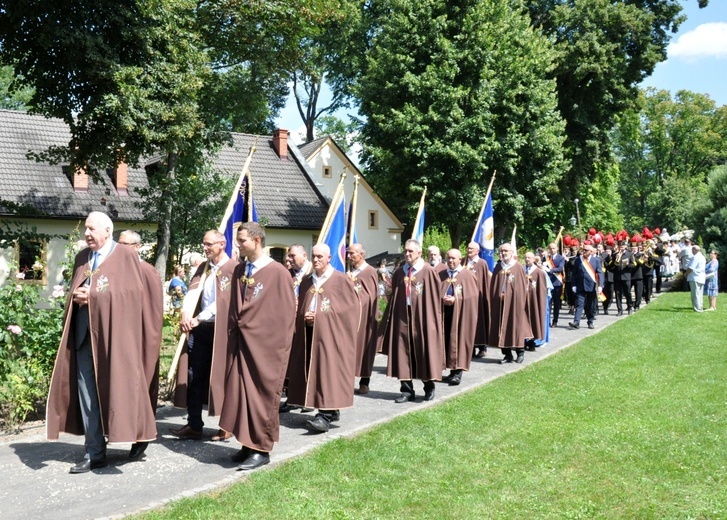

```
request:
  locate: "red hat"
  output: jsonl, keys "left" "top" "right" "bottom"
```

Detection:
{"left": 592, "top": 232, "right": 603, "bottom": 244}
{"left": 583, "top": 239, "right": 592, "bottom": 246}
{"left": 588, "top": 227, "right": 597, "bottom": 236}
{"left": 606, "top": 236, "right": 615, "bottom": 247}
{"left": 630, "top": 233, "right": 642, "bottom": 244}
{"left": 654, "top": 227, "right": 661, "bottom": 236}
{"left": 564, "top": 235, "right": 572, "bottom": 247}
{"left": 643, "top": 227, "right": 653, "bottom": 240}
{"left": 570, "top": 239, "right": 580, "bottom": 248}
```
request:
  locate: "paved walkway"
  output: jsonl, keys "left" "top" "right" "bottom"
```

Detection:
{"left": 0, "top": 297, "right": 659, "bottom": 520}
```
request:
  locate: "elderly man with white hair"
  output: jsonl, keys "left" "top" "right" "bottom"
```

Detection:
{"left": 46, "top": 212, "right": 157, "bottom": 473}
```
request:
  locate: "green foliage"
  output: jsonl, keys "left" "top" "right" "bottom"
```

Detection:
{"left": 314, "top": 115, "right": 358, "bottom": 153}
{"left": 0, "top": 267, "right": 65, "bottom": 428}
{"left": 422, "top": 223, "right": 457, "bottom": 254}
{"left": 527, "top": 0, "right": 686, "bottom": 192}
{"left": 699, "top": 165, "right": 727, "bottom": 280}
{"left": 613, "top": 88, "right": 727, "bottom": 232}
{"left": 0, "top": 65, "right": 32, "bottom": 110}
{"left": 357, "top": 0, "right": 568, "bottom": 248}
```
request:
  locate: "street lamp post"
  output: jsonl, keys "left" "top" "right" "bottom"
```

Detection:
{"left": 574, "top": 198, "right": 581, "bottom": 229}
{"left": 569, "top": 215, "right": 577, "bottom": 228}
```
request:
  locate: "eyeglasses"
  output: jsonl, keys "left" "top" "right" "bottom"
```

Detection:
{"left": 202, "top": 241, "right": 222, "bottom": 247}
{"left": 118, "top": 241, "right": 139, "bottom": 246}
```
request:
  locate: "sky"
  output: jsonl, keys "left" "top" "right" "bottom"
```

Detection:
{"left": 276, "top": 1, "right": 727, "bottom": 143}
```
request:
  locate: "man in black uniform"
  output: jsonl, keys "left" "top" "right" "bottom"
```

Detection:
{"left": 609, "top": 239, "right": 635, "bottom": 316}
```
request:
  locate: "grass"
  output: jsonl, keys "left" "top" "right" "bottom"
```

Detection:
{"left": 138, "top": 292, "right": 726, "bottom": 519}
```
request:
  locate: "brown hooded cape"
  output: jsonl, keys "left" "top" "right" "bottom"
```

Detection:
{"left": 173, "top": 258, "right": 238, "bottom": 415}
{"left": 350, "top": 264, "right": 379, "bottom": 378}
{"left": 488, "top": 262, "right": 532, "bottom": 349}
{"left": 286, "top": 270, "right": 360, "bottom": 410}
{"left": 380, "top": 262, "right": 444, "bottom": 381}
{"left": 465, "top": 258, "right": 491, "bottom": 346}
{"left": 218, "top": 260, "right": 296, "bottom": 452}
{"left": 46, "top": 244, "right": 157, "bottom": 443}
{"left": 525, "top": 266, "right": 548, "bottom": 341}
{"left": 140, "top": 261, "right": 164, "bottom": 413}
{"left": 439, "top": 267, "right": 478, "bottom": 370}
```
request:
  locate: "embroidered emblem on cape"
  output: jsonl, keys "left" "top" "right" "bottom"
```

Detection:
{"left": 252, "top": 282, "right": 264, "bottom": 299}
{"left": 84, "top": 267, "right": 100, "bottom": 278}
{"left": 414, "top": 282, "right": 424, "bottom": 295}
{"left": 219, "top": 276, "right": 232, "bottom": 292}
{"left": 320, "top": 297, "right": 331, "bottom": 312}
{"left": 404, "top": 275, "right": 416, "bottom": 284}
{"left": 240, "top": 276, "right": 255, "bottom": 286}
{"left": 354, "top": 282, "right": 363, "bottom": 294}
{"left": 95, "top": 275, "right": 109, "bottom": 293}
{"left": 309, "top": 287, "right": 324, "bottom": 295}
{"left": 455, "top": 284, "right": 463, "bottom": 295}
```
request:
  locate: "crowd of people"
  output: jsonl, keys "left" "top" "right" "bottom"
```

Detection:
{"left": 46, "top": 213, "right": 718, "bottom": 474}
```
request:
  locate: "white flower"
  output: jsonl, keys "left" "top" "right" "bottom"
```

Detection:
{"left": 51, "top": 285, "right": 66, "bottom": 299}
{"left": 15, "top": 272, "right": 25, "bottom": 280}
{"left": 7, "top": 325, "right": 22, "bottom": 335}
{"left": 15, "top": 285, "right": 23, "bottom": 291}
{"left": 32, "top": 261, "right": 43, "bottom": 271}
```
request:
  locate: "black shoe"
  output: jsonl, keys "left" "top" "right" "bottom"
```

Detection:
{"left": 617, "top": 310, "right": 623, "bottom": 316}
{"left": 475, "top": 347, "right": 487, "bottom": 358}
{"left": 448, "top": 372, "right": 462, "bottom": 386}
{"left": 129, "top": 442, "right": 148, "bottom": 460}
{"left": 70, "top": 456, "right": 107, "bottom": 474}
{"left": 394, "top": 392, "right": 415, "bottom": 403}
{"left": 628, "top": 308, "right": 633, "bottom": 315}
{"left": 442, "top": 372, "right": 454, "bottom": 383}
{"left": 231, "top": 447, "right": 251, "bottom": 463}
{"left": 237, "top": 451, "right": 270, "bottom": 471}
{"left": 568, "top": 322, "right": 579, "bottom": 329}
{"left": 587, "top": 323, "right": 595, "bottom": 329}
{"left": 516, "top": 351, "right": 524, "bottom": 363}
{"left": 306, "top": 416, "right": 331, "bottom": 433}
{"left": 603, "top": 309, "right": 609, "bottom": 315}
{"left": 423, "top": 388, "right": 435, "bottom": 401}
{"left": 499, "top": 356, "right": 514, "bottom": 364}
{"left": 278, "top": 401, "right": 299, "bottom": 413}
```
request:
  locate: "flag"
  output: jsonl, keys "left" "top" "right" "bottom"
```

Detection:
{"left": 511, "top": 224, "right": 517, "bottom": 255}
{"left": 219, "top": 145, "right": 258, "bottom": 258}
{"left": 318, "top": 176, "right": 347, "bottom": 272}
{"left": 472, "top": 173, "right": 496, "bottom": 271}
{"left": 347, "top": 175, "right": 360, "bottom": 247}
{"left": 411, "top": 187, "right": 427, "bottom": 243}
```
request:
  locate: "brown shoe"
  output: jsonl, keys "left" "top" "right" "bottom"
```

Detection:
{"left": 169, "top": 425, "right": 203, "bottom": 440}
{"left": 210, "top": 429, "right": 232, "bottom": 442}
{"left": 354, "top": 385, "right": 370, "bottom": 395}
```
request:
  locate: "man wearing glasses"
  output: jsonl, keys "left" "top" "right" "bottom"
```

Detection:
{"left": 171, "top": 230, "right": 238, "bottom": 441}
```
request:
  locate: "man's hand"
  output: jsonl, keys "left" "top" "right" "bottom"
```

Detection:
{"left": 72, "top": 286, "right": 89, "bottom": 306}
{"left": 180, "top": 311, "right": 199, "bottom": 333}
{"left": 597, "top": 286, "right": 603, "bottom": 294}
{"left": 443, "top": 295, "right": 455, "bottom": 306}
{"left": 572, "top": 286, "right": 577, "bottom": 293}
{"left": 304, "top": 310, "right": 316, "bottom": 325}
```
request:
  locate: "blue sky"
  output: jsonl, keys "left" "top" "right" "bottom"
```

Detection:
{"left": 276, "top": 1, "right": 727, "bottom": 140}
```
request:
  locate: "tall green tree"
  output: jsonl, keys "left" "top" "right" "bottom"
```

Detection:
{"left": 0, "top": 65, "right": 32, "bottom": 111}
{"left": 613, "top": 88, "right": 727, "bottom": 231}
{"left": 356, "top": 0, "right": 568, "bottom": 247}
{"left": 525, "top": 0, "right": 699, "bottom": 191}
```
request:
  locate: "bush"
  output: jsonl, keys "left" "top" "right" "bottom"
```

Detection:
{"left": 0, "top": 269, "right": 65, "bottom": 429}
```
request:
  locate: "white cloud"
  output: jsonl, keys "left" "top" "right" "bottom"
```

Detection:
{"left": 668, "top": 22, "right": 727, "bottom": 59}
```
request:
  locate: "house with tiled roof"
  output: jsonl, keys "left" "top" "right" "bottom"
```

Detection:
{"left": 1, "top": 111, "right": 402, "bottom": 293}
{"left": 299, "top": 135, "right": 404, "bottom": 261}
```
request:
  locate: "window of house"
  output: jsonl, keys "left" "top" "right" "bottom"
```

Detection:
{"left": 16, "top": 239, "right": 47, "bottom": 284}
{"left": 269, "top": 247, "right": 287, "bottom": 264}
{"left": 368, "top": 210, "right": 378, "bottom": 230}
{"left": 322, "top": 166, "right": 332, "bottom": 178}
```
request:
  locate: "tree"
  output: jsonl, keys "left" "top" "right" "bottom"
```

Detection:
{"left": 0, "top": 65, "right": 32, "bottom": 111}
{"left": 526, "top": 0, "right": 698, "bottom": 191}
{"left": 314, "top": 115, "right": 358, "bottom": 153}
{"left": 613, "top": 88, "right": 727, "bottom": 231}
{"left": 356, "top": 0, "right": 568, "bottom": 247}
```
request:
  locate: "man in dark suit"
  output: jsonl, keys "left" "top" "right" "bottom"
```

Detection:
{"left": 543, "top": 242, "right": 565, "bottom": 326}
{"left": 569, "top": 245, "right": 605, "bottom": 330}
{"left": 608, "top": 240, "right": 635, "bottom": 316}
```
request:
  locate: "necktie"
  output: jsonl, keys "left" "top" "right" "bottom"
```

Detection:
{"left": 406, "top": 266, "right": 413, "bottom": 302}
{"left": 242, "top": 262, "right": 253, "bottom": 299}
{"left": 91, "top": 252, "right": 99, "bottom": 271}
{"left": 447, "top": 270, "right": 455, "bottom": 296}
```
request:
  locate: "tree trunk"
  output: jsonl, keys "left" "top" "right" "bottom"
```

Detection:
{"left": 153, "top": 150, "right": 178, "bottom": 281}
{"left": 448, "top": 222, "right": 462, "bottom": 249}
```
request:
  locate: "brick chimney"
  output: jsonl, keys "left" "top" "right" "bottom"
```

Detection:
{"left": 272, "top": 129, "right": 289, "bottom": 159}
{"left": 115, "top": 162, "right": 128, "bottom": 195}
{"left": 73, "top": 166, "right": 89, "bottom": 193}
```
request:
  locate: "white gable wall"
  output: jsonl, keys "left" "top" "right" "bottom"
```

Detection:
{"left": 304, "top": 141, "right": 402, "bottom": 259}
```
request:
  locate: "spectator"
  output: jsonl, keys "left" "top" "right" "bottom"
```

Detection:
{"left": 705, "top": 250, "right": 719, "bottom": 311}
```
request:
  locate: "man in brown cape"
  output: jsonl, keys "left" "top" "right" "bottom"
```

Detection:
{"left": 46, "top": 212, "right": 156, "bottom": 473}
{"left": 380, "top": 239, "right": 443, "bottom": 402}
{"left": 171, "top": 230, "right": 237, "bottom": 441}
{"left": 118, "top": 230, "right": 164, "bottom": 460}
{"left": 489, "top": 243, "right": 532, "bottom": 364}
{"left": 524, "top": 251, "right": 548, "bottom": 353}
{"left": 286, "top": 244, "right": 360, "bottom": 433}
{"left": 440, "top": 249, "right": 478, "bottom": 386}
{"left": 219, "top": 222, "right": 296, "bottom": 470}
{"left": 347, "top": 243, "right": 380, "bottom": 395}
{"left": 464, "top": 241, "right": 491, "bottom": 358}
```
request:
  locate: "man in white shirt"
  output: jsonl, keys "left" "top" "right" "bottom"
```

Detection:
{"left": 686, "top": 245, "right": 706, "bottom": 312}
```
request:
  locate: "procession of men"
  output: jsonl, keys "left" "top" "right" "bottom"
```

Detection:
{"left": 47, "top": 213, "right": 673, "bottom": 474}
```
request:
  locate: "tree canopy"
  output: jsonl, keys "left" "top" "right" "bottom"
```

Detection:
{"left": 356, "top": 0, "right": 568, "bottom": 247}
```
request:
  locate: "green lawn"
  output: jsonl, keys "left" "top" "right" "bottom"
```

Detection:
{"left": 138, "top": 292, "right": 726, "bottom": 519}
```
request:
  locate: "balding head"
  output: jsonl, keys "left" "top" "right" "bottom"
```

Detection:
{"left": 84, "top": 211, "right": 113, "bottom": 251}
{"left": 312, "top": 244, "right": 331, "bottom": 275}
